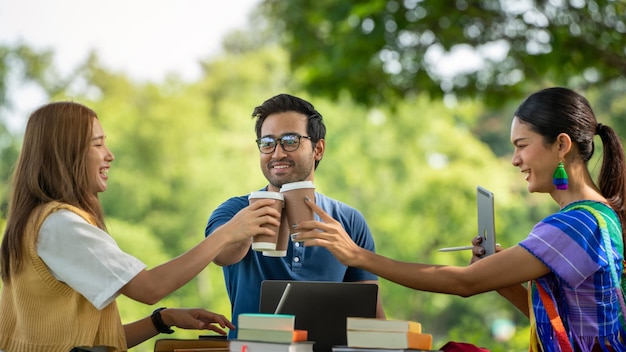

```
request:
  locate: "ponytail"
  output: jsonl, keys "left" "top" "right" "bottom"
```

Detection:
{"left": 596, "top": 123, "right": 626, "bottom": 251}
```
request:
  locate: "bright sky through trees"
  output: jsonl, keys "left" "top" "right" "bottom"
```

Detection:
{"left": 0, "top": 0, "right": 260, "bottom": 131}
{"left": 0, "top": 0, "right": 261, "bottom": 81}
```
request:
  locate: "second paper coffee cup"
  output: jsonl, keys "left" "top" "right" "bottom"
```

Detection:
{"left": 248, "top": 191, "right": 284, "bottom": 251}
{"left": 280, "top": 181, "right": 315, "bottom": 234}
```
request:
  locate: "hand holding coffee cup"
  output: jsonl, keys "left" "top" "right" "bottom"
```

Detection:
{"left": 248, "top": 191, "right": 284, "bottom": 251}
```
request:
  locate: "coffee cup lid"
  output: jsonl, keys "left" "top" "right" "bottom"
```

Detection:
{"left": 248, "top": 191, "right": 284, "bottom": 201}
{"left": 279, "top": 181, "right": 315, "bottom": 192}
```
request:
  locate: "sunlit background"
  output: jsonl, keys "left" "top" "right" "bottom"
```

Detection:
{"left": 1, "top": 1, "right": 625, "bottom": 351}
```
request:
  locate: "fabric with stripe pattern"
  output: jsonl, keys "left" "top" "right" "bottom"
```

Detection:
{"left": 520, "top": 200, "right": 626, "bottom": 352}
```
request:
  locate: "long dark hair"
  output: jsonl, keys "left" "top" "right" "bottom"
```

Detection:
{"left": 1, "top": 102, "right": 107, "bottom": 282}
{"left": 515, "top": 87, "right": 626, "bottom": 244}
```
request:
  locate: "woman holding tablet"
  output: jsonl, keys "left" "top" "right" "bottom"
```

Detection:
{"left": 293, "top": 87, "right": 626, "bottom": 352}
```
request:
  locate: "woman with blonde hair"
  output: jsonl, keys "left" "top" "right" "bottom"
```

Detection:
{"left": 0, "top": 102, "right": 281, "bottom": 351}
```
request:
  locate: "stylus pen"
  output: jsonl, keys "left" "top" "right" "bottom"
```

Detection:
{"left": 438, "top": 244, "right": 500, "bottom": 252}
{"left": 437, "top": 245, "right": 474, "bottom": 252}
{"left": 274, "top": 283, "right": 292, "bottom": 314}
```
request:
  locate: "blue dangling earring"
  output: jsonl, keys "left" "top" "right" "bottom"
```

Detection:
{"left": 553, "top": 161, "right": 568, "bottom": 190}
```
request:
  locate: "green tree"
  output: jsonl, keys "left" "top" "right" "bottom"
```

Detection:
{"left": 0, "top": 43, "right": 79, "bottom": 108}
{"left": 4, "top": 39, "right": 619, "bottom": 352}
{"left": 258, "top": 0, "right": 626, "bottom": 107}
{"left": 0, "top": 43, "right": 63, "bottom": 230}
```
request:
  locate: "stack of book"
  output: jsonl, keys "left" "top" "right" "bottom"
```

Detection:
{"left": 331, "top": 317, "right": 439, "bottom": 352}
{"left": 229, "top": 313, "right": 315, "bottom": 352}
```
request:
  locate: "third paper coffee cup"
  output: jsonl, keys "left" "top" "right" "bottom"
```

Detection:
{"left": 280, "top": 181, "right": 315, "bottom": 235}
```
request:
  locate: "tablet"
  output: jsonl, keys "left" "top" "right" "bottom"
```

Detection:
{"left": 477, "top": 186, "right": 496, "bottom": 256}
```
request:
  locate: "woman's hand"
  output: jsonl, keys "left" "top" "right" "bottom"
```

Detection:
{"left": 224, "top": 198, "right": 281, "bottom": 244}
{"left": 161, "top": 308, "right": 235, "bottom": 335}
{"left": 469, "top": 236, "right": 502, "bottom": 265}
{"left": 291, "top": 197, "right": 364, "bottom": 267}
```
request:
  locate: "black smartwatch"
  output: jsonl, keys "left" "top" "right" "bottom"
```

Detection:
{"left": 151, "top": 307, "right": 174, "bottom": 334}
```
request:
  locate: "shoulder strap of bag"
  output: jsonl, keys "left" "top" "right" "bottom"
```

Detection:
{"left": 535, "top": 281, "right": 575, "bottom": 352}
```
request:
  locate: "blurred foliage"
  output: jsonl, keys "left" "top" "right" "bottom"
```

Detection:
{"left": 258, "top": 0, "right": 626, "bottom": 107}
{"left": 1, "top": 2, "right": 626, "bottom": 351}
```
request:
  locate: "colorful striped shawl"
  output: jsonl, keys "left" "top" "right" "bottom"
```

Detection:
{"left": 520, "top": 200, "right": 626, "bottom": 352}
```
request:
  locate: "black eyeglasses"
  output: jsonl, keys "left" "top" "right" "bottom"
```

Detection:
{"left": 256, "top": 133, "right": 312, "bottom": 154}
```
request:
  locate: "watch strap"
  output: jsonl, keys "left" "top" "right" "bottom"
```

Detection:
{"left": 151, "top": 307, "right": 175, "bottom": 334}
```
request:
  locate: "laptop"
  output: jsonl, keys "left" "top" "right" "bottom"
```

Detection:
{"left": 259, "top": 280, "right": 378, "bottom": 352}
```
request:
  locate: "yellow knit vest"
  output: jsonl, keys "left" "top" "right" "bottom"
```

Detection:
{"left": 0, "top": 202, "right": 127, "bottom": 352}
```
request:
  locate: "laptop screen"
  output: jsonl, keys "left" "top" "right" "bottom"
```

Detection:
{"left": 259, "top": 280, "right": 378, "bottom": 352}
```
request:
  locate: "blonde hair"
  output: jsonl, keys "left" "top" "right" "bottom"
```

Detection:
{"left": 1, "top": 102, "right": 107, "bottom": 282}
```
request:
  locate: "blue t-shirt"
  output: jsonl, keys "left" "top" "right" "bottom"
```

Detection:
{"left": 205, "top": 191, "right": 378, "bottom": 337}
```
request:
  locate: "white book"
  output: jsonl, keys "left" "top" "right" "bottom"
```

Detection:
{"left": 347, "top": 330, "right": 432, "bottom": 350}
{"left": 229, "top": 340, "right": 314, "bottom": 352}
{"left": 346, "top": 317, "right": 422, "bottom": 333}
{"left": 237, "top": 313, "right": 295, "bottom": 331}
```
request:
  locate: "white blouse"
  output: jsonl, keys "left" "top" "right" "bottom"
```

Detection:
{"left": 37, "top": 209, "right": 146, "bottom": 310}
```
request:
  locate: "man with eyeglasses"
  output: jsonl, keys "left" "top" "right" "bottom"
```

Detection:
{"left": 204, "top": 94, "right": 385, "bottom": 338}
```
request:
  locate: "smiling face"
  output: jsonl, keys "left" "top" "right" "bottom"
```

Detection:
{"left": 510, "top": 116, "right": 561, "bottom": 193}
{"left": 259, "top": 111, "right": 324, "bottom": 191}
{"left": 86, "top": 118, "right": 114, "bottom": 195}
